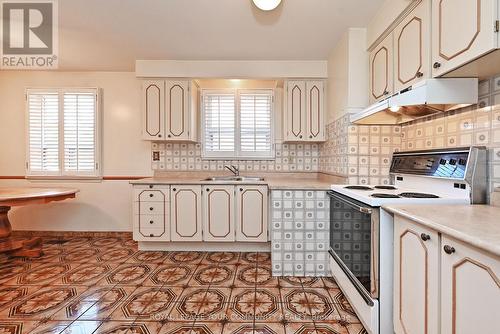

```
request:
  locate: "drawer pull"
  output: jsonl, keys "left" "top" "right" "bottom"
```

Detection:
{"left": 433, "top": 62, "right": 441, "bottom": 69}
{"left": 149, "top": 194, "right": 154, "bottom": 198}
{"left": 416, "top": 71, "right": 423, "bottom": 78}
{"left": 443, "top": 245, "right": 455, "bottom": 254}
{"left": 173, "top": 188, "right": 176, "bottom": 192}
{"left": 149, "top": 207, "right": 154, "bottom": 211}
{"left": 149, "top": 233, "right": 154, "bottom": 237}
{"left": 149, "top": 220, "right": 154, "bottom": 224}
{"left": 149, "top": 185, "right": 153, "bottom": 189}
{"left": 420, "top": 233, "right": 431, "bottom": 241}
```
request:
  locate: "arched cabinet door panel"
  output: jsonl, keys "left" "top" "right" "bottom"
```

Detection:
{"left": 305, "top": 81, "right": 325, "bottom": 141}
{"left": 166, "top": 80, "right": 190, "bottom": 140}
{"left": 369, "top": 34, "right": 393, "bottom": 103}
{"left": 142, "top": 81, "right": 165, "bottom": 140}
{"left": 236, "top": 186, "right": 268, "bottom": 242}
{"left": 432, "top": 0, "right": 498, "bottom": 76}
{"left": 202, "top": 185, "right": 235, "bottom": 242}
{"left": 170, "top": 185, "right": 202, "bottom": 241}
{"left": 285, "top": 81, "right": 306, "bottom": 141}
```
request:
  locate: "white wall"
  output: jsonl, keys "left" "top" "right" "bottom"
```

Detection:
{"left": 0, "top": 71, "right": 152, "bottom": 231}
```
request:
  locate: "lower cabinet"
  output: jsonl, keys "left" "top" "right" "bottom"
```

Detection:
{"left": 170, "top": 185, "right": 202, "bottom": 241}
{"left": 133, "top": 185, "right": 170, "bottom": 241}
{"left": 236, "top": 185, "right": 268, "bottom": 242}
{"left": 202, "top": 185, "right": 235, "bottom": 242}
{"left": 394, "top": 216, "right": 500, "bottom": 334}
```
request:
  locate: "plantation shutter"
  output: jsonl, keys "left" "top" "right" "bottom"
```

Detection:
{"left": 63, "top": 91, "right": 97, "bottom": 174}
{"left": 203, "top": 92, "right": 236, "bottom": 157}
{"left": 27, "top": 92, "right": 60, "bottom": 174}
{"left": 239, "top": 90, "right": 273, "bottom": 156}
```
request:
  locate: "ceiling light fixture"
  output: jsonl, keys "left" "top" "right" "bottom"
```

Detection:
{"left": 252, "top": 0, "right": 282, "bottom": 11}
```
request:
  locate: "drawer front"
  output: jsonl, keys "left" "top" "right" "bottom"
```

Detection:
{"left": 133, "top": 186, "right": 170, "bottom": 202}
{"left": 136, "top": 201, "right": 165, "bottom": 215}
{"left": 133, "top": 214, "right": 169, "bottom": 241}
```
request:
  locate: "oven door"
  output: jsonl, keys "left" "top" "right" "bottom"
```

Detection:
{"left": 327, "top": 191, "right": 379, "bottom": 303}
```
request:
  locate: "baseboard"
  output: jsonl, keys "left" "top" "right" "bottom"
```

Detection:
{"left": 138, "top": 241, "right": 271, "bottom": 252}
{"left": 11, "top": 230, "right": 133, "bottom": 238}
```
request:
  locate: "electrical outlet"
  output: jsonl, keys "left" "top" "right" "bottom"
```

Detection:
{"left": 152, "top": 151, "right": 160, "bottom": 161}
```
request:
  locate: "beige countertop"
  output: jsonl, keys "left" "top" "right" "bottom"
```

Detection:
{"left": 383, "top": 204, "right": 500, "bottom": 257}
{"left": 130, "top": 173, "right": 341, "bottom": 190}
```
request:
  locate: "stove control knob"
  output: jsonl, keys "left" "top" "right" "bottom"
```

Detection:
{"left": 449, "top": 159, "right": 457, "bottom": 165}
{"left": 439, "top": 159, "right": 447, "bottom": 165}
{"left": 458, "top": 159, "right": 467, "bottom": 165}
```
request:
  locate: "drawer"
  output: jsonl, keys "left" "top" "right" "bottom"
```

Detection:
{"left": 135, "top": 201, "right": 165, "bottom": 215}
{"left": 133, "top": 214, "right": 170, "bottom": 242}
{"left": 133, "top": 186, "right": 170, "bottom": 202}
{"left": 137, "top": 214, "right": 165, "bottom": 232}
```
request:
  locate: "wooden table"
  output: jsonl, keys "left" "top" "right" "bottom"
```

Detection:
{"left": 0, "top": 187, "right": 79, "bottom": 257}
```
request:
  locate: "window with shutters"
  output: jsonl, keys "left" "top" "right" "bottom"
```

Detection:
{"left": 26, "top": 88, "right": 101, "bottom": 178}
{"left": 202, "top": 89, "right": 274, "bottom": 159}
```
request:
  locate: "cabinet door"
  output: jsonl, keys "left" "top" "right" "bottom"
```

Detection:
{"left": 393, "top": 216, "right": 439, "bottom": 334}
{"left": 370, "top": 35, "right": 393, "bottom": 103}
{"left": 236, "top": 185, "right": 268, "bottom": 242}
{"left": 285, "top": 81, "right": 306, "bottom": 141}
{"left": 440, "top": 236, "right": 500, "bottom": 334}
{"left": 170, "top": 185, "right": 202, "bottom": 241}
{"left": 305, "top": 81, "right": 325, "bottom": 141}
{"left": 394, "top": 0, "right": 430, "bottom": 91}
{"left": 142, "top": 80, "right": 165, "bottom": 140}
{"left": 202, "top": 185, "right": 235, "bottom": 242}
{"left": 165, "top": 80, "right": 190, "bottom": 141}
{"left": 432, "top": 0, "right": 498, "bottom": 76}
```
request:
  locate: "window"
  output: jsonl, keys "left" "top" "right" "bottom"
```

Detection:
{"left": 26, "top": 88, "right": 101, "bottom": 178}
{"left": 202, "top": 89, "right": 274, "bottom": 159}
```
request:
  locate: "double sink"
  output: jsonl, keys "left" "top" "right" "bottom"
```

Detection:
{"left": 202, "top": 176, "right": 265, "bottom": 182}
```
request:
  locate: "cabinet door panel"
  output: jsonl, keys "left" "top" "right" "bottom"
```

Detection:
{"left": 394, "top": 0, "right": 430, "bottom": 91}
{"left": 142, "top": 80, "right": 164, "bottom": 140}
{"left": 305, "top": 81, "right": 325, "bottom": 141}
{"left": 432, "top": 0, "right": 497, "bottom": 76}
{"left": 166, "top": 80, "right": 190, "bottom": 140}
{"left": 236, "top": 186, "right": 268, "bottom": 242}
{"left": 394, "top": 216, "right": 439, "bottom": 334}
{"left": 440, "top": 236, "right": 500, "bottom": 334}
{"left": 171, "top": 185, "right": 202, "bottom": 241}
{"left": 202, "top": 185, "right": 235, "bottom": 242}
{"left": 285, "top": 81, "right": 306, "bottom": 140}
{"left": 370, "top": 35, "right": 393, "bottom": 103}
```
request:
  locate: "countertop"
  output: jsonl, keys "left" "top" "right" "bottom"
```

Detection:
{"left": 130, "top": 173, "right": 341, "bottom": 190}
{"left": 383, "top": 204, "right": 500, "bottom": 257}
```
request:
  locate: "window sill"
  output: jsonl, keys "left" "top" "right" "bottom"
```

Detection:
{"left": 26, "top": 175, "right": 103, "bottom": 183}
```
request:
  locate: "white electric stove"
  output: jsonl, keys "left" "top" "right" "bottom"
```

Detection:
{"left": 327, "top": 146, "right": 487, "bottom": 334}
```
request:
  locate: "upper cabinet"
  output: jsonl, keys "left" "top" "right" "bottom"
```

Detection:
{"left": 431, "top": 0, "right": 499, "bottom": 77}
{"left": 141, "top": 79, "right": 198, "bottom": 141}
{"left": 369, "top": 34, "right": 393, "bottom": 103}
{"left": 284, "top": 80, "right": 325, "bottom": 142}
{"left": 394, "top": 0, "right": 430, "bottom": 92}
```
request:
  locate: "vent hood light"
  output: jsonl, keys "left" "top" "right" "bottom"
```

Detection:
{"left": 252, "top": 0, "right": 282, "bottom": 11}
{"left": 351, "top": 78, "right": 478, "bottom": 125}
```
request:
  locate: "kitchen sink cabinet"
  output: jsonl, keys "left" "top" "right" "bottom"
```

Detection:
{"left": 236, "top": 185, "right": 268, "bottom": 242}
{"left": 170, "top": 185, "right": 202, "bottom": 241}
{"left": 393, "top": 216, "right": 439, "bottom": 334}
{"left": 394, "top": 216, "right": 500, "bottom": 334}
{"left": 369, "top": 34, "right": 394, "bottom": 103}
{"left": 431, "top": 0, "right": 499, "bottom": 77}
{"left": 284, "top": 80, "right": 325, "bottom": 142}
{"left": 141, "top": 79, "right": 198, "bottom": 142}
{"left": 202, "top": 185, "right": 236, "bottom": 242}
{"left": 393, "top": 0, "right": 430, "bottom": 92}
{"left": 440, "top": 235, "right": 500, "bottom": 334}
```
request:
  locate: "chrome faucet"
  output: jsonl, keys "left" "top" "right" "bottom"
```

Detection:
{"left": 224, "top": 165, "right": 239, "bottom": 176}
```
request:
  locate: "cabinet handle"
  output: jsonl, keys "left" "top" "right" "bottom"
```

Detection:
{"left": 416, "top": 71, "right": 423, "bottom": 78}
{"left": 299, "top": 135, "right": 303, "bottom": 139}
{"left": 206, "top": 188, "right": 210, "bottom": 192}
{"left": 240, "top": 188, "right": 243, "bottom": 192}
{"left": 149, "top": 220, "right": 154, "bottom": 224}
{"left": 149, "top": 207, "right": 154, "bottom": 211}
{"left": 149, "top": 233, "right": 154, "bottom": 237}
{"left": 149, "top": 185, "right": 153, "bottom": 189}
{"left": 172, "top": 188, "right": 176, "bottom": 191}
{"left": 167, "top": 134, "right": 171, "bottom": 138}
{"left": 420, "top": 233, "right": 430, "bottom": 241}
{"left": 383, "top": 91, "right": 389, "bottom": 96}
{"left": 433, "top": 62, "right": 441, "bottom": 69}
{"left": 149, "top": 194, "right": 153, "bottom": 198}
{"left": 158, "top": 134, "right": 162, "bottom": 138}
{"left": 443, "top": 245, "right": 455, "bottom": 254}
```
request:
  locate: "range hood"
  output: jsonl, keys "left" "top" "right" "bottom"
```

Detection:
{"left": 351, "top": 78, "right": 478, "bottom": 125}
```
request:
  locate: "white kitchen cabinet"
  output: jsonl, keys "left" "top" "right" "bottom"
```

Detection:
{"left": 369, "top": 34, "right": 393, "bottom": 103}
{"left": 170, "top": 185, "right": 202, "bottom": 241}
{"left": 133, "top": 185, "right": 170, "bottom": 241}
{"left": 236, "top": 185, "right": 268, "bottom": 242}
{"left": 440, "top": 235, "right": 500, "bottom": 334}
{"left": 202, "top": 185, "right": 235, "bottom": 242}
{"left": 393, "top": 216, "right": 439, "bottom": 334}
{"left": 393, "top": 0, "right": 430, "bottom": 92}
{"left": 284, "top": 80, "right": 325, "bottom": 142}
{"left": 431, "top": 0, "right": 499, "bottom": 77}
{"left": 141, "top": 80, "right": 165, "bottom": 140}
{"left": 142, "top": 79, "right": 198, "bottom": 142}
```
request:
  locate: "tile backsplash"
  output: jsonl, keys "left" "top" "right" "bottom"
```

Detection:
{"left": 151, "top": 142, "right": 320, "bottom": 172}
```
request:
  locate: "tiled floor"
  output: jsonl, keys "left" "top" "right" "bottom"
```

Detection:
{"left": 0, "top": 236, "right": 367, "bottom": 334}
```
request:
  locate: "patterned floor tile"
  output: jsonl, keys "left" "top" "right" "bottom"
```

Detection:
{"left": 0, "top": 320, "right": 40, "bottom": 334}
{"left": 98, "top": 263, "right": 156, "bottom": 286}
{"left": 192, "top": 265, "right": 235, "bottom": 287}
{"left": 165, "top": 252, "right": 204, "bottom": 265}
{"left": 201, "top": 252, "right": 240, "bottom": 265}
{"left": 127, "top": 251, "right": 169, "bottom": 264}
{"left": 146, "top": 264, "right": 194, "bottom": 287}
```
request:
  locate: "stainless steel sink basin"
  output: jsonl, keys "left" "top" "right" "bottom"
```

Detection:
{"left": 203, "top": 176, "right": 265, "bottom": 182}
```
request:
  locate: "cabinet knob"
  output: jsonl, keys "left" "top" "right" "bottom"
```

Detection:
{"left": 309, "top": 135, "right": 312, "bottom": 139}
{"left": 149, "top": 233, "right": 154, "bottom": 237}
{"left": 443, "top": 245, "right": 455, "bottom": 254}
{"left": 149, "top": 194, "right": 154, "bottom": 198}
{"left": 172, "top": 188, "right": 176, "bottom": 191}
{"left": 433, "top": 62, "right": 441, "bottom": 69}
{"left": 149, "top": 220, "right": 154, "bottom": 224}
{"left": 149, "top": 207, "right": 154, "bottom": 211}
{"left": 206, "top": 188, "right": 210, "bottom": 192}
{"left": 168, "top": 134, "right": 171, "bottom": 138}
{"left": 149, "top": 185, "right": 153, "bottom": 189}
{"left": 240, "top": 188, "right": 243, "bottom": 192}
{"left": 420, "top": 233, "right": 430, "bottom": 241}
{"left": 158, "top": 134, "right": 162, "bottom": 138}
{"left": 299, "top": 135, "right": 303, "bottom": 139}
{"left": 416, "top": 71, "right": 424, "bottom": 78}
{"left": 383, "top": 91, "right": 389, "bottom": 96}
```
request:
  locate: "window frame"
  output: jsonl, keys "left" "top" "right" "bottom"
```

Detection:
{"left": 25, "top": 87, "right": 102, "bottom": 180}
{"left": 201, "top": 88, "right": 275, "bottom": 160}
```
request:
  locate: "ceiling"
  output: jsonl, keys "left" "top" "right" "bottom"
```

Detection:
{"left": 57, "top": 0, "right": 384, "bottom": 71}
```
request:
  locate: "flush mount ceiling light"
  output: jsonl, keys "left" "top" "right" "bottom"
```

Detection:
{"left": 252, "top": 0, "right": 282, "bottom": 11}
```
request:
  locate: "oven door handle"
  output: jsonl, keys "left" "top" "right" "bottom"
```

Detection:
{"left": 327, "top": 191, "right": 373, "bottom": 214}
